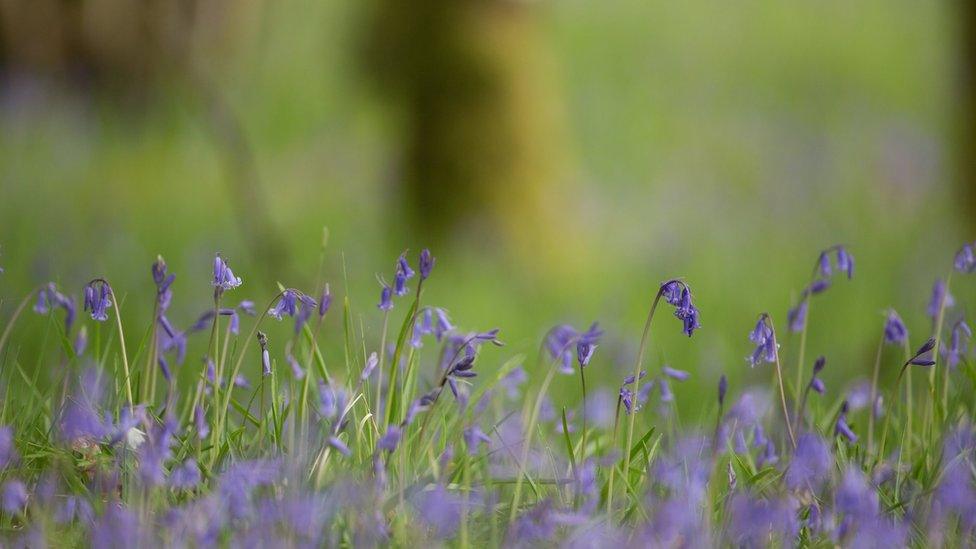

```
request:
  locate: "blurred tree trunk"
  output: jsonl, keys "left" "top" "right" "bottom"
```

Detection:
{"left": 362, "top": 0, "right": 580, "bottom": 271}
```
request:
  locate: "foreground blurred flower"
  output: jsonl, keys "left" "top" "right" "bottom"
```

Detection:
{"left": 785, "top": 432, "right": 831, "bottom": 490}
{"left": 2, "top": 480, "right": 27, "bottom": 513}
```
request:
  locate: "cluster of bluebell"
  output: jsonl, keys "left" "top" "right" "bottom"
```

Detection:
{"left": 0, "top": 241, "right": 972, "bottom": 547}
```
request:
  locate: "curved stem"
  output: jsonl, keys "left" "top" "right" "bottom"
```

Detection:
{"left": 621, "top": 289, "right": 665, "bottom": 493}
{"left": 767, "top": 314, "right": 796, "bottom": 449}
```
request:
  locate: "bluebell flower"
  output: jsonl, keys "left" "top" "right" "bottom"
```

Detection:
{"left": 785, "top": 432, "right": 831, "bottom": 489}
{"left": 718, "top": 375, "right": 728, "bottom": 406}
{"left": 361, "top": 352, "right": 379, "bottom": 381}
{"left": 748, "top": 314, "right": 777, "bottom": 366}
{"left": 151, "top": 255, "right": 175, "bottom": 304}
{"left": 328, "top": 436, "right": 352, "bottom": 457}
{"left": 73, "top": 325, "right": 88, "bottom": 356}
{"left": 83, "top": 281, "right": 112, "bottom": 322}
{"left": 954, "top": 242, "right": 976, "bottom": 273}
{"left": 1, "top": 480, "right": 27, "bottom": 513}
{"left": 212, "top": 254, "right": 242, "bottom": 291}
{"left": 34, "top": 282, "right": 76, "bottom": 331}
{"left": 377, "top": 426, "right": 402, "bottom": 452}
{"left": 419, "top": 248, "right": 435, "bottom": 280}
{"left": 787, "top": 299, "right": 808, "bottom": 333}
{"left": 378, "top": 284, "right": 393, "bottom": 311}
{"left": 269, "top": 289, "right": 299, "bottom": 320}
{"left": 884, "top": 309, "right": 908, "bottom": 345}
{"left": 258, "top": 332, "right": 271, "bottom": 376}
{"left": 836, "top": 245, "right": 854, "bottom": 279}
{"left": 194, "top": 405, "right": 209, "bottom": 439}
{"left": 546, "top": 322, "right": 602, "bottom": 374}
{"left": 394, "top": 253, "right": 415, "bottom": 296}
{"left": 170, "top": 459, "right": 202, "bottom": 489}
{"left": 318, "top": 284, "right": 332, "bottom": 317}
{"left": 928, "top": 279, "right": 954, "bottom": 319}
{"left": 941, "top": 319, "right": 971, "bottom": 369}
{"left": 835, "top": 401, "right": 858, "bottom": 443}
{"left": 576, "top": 340, "right": 597, "bottom": 368}
{"left": 662, "top": 365, "right": 690, "bottom": 381}
{"left": 462, "top": 425, "right": 491, "bottom": 454}
{"left": 0, "top": 426, "right": 18, "bottom": 470}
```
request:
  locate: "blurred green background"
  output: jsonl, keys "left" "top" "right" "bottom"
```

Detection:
{"left": 0, "top": 0, "right": 972, "bottom": 419}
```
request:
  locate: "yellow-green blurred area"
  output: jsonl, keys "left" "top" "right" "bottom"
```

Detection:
{"left": 0, "top": 0, "right": 971, "bottom": 418}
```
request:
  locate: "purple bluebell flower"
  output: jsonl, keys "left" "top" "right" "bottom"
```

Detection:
{"left": 361, "top": 352, "right": 379, "bottom": 380}
{"left": 212, "top": 254, "right": 243, "bottom": 291}
{"left": 810, "top": 377, "right": 825, "bottom": 394}
{"left": 759, "top": 438, "right": 778, "bottom": 466}
{"left": 378, "top": 284, "right": 393, "bottom": 311}
{"left": 295, "top": 294, "right": 316, "bottom": 334}
{"left": 727, "top": 494, "right": 800, "bottom": 547}
{"left": 419, "top": 248, "right": 435, "bottom": 280}
{"left": 662, "top": 365, "right": 690, "bottom": 381}
{"left": 785, "top": 432, "right": 831, "bottom": 489}
{"left": 258, "top": 332, "right": 271, "bottom": 376}
{"left": 748, "top": 314, "right": 777, "bottom": 366}
{"left": 393, "top": 253, "right": 415, "bottom": 296}
{"left": 269, "top": 290, "right": 298, "bottom": 320}
{"left": 623, "top": 370, "right": 647, "bottom": 385}
{"left": 463, "top": 425, "right": 491, "bottom": 454}
{"left": 0, "top": 426, "right": 17, "bottom": 470}
{"left": 906, "top": 337, "right": 937, "bottom": 367}
{"left": 83, "top": 281, "right": 112, "bottom": 322}
{"left": 954, "top": 242, "right": 976, "bottom": 273}
{"left": 576, "top": 341, "right": 597, "bottom": 368}
{"left": 718, "top": 375, "right": 728, "bottom": 406}
{"left": 318, "top": 284, "right": 332, "bottom": 317}
{"left": 884, "top": 309, "right": 908, "bottom": 345}
{"left": 818, "top": 251, "right": 832, "bottom": 278}
{"left": 170, "top": 459, "right": 201, "bottom": 489}
{"left": 928, "top": 279, "right": 954, "bottom": 319}
{"left": 546, "top": 322, "right": 601, "bottom": 373}
{"left": 285, "top": 353, "right": 304, "bottom": 380}
{"left": 836, "top": 245, "right": 854, "bottom": 279}
{"left": 835, "top": 401, "right": 858, "bottom": 443}
{"left": 377, "top": 426, "right": 401, "bottom": 452}
{"left": 73, "top": 325, "right": 88, "bottom": 356}
{"left": 328, "top": 436, "right": 352, "bottom": 457}
{"left": 807, "top": 278, "right": 831, "bottom": 295}
{"left": 34, "top": 282, "right": 76, "bottom": 331}
{"left": 2, "top": 480, "right": 27, "bottom": 513}
{"left": 152, "top": 255, "right": 175, "bottom": 295}
{"left": 659, "top": 378, "right": 674, "bottom": 402}
{"left": 661, "top": 281, "right": 701, "bottom": 337}
{"left": 500, "top": 366, "right": 527, "bottom": 399}
{"left": 787, "top": 299, "right": 808, "bottom": 333}
{"left": 941, "top": 319, "right": 971, "bottom": 369}
{"left": 194, "top": 405, "right": 209, "bottom": 439}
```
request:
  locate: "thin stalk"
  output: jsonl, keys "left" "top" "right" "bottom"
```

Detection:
{"left": 794, "top": 293, "right": 812, "bottom": 407}
{"left": 100, "top": 283, "right": 134, "bottom": 406}
{"left": 926, "top": 272, "right": 952, "bottom": 449}
{"left": 867, "top": 332, "right": 885, "bottom": 454}
{"left": 375, "top": 311, "right": 390, "bottom": 425}
{"left": 767, "top": 314, "right": 797, "bottom": 449}
{"left": 578, "top": 366, "right": 588, "bottom": 461}
{"left": 622, "top": 289, "right": 665, "bottom": 498}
